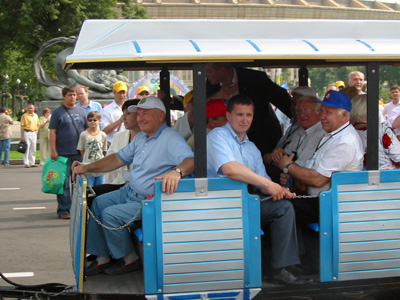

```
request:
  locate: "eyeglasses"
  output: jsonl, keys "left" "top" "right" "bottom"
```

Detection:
{"left": 295, "top": 108, "right": 315, "bottom": 115}
{"left": 88, "top": 119, "right": 98, "bottom": 122}
{"left": 139, "top": 92, "right": 150, "bottom": 96}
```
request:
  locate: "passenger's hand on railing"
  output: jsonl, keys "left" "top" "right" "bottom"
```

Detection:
{"left": 71, "top": 161, "right": 84, "bottom": 182}
{"left": 265, "top": 180, "right": 296, "bottom": 201}
{"left": 154, "top": 169, "right": 182, "bottom": 195}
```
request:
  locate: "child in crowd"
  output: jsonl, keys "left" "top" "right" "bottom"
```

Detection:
{"left": 77, "top": 111, "right": 108, "bottom": 187}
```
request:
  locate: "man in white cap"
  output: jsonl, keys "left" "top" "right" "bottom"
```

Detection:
{"left": 101, "top": 81, "right": 128, "bottom": 144}
{"left": 73, "top": 96, "right": 194, "bottom": 276}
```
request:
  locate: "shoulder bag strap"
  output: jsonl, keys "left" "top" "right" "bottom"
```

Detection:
{"left": 63, "top": 105, "right": 81, "bottom": 137}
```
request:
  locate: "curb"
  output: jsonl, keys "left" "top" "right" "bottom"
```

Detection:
{"left": 9, "top": 159, "right": 40, "bottom": 166}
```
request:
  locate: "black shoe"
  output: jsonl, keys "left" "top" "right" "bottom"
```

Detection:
{"left": 271, "top": 268, "right": 313, "bottom": 285}
{"left": 287, "top": 264, "right": 317, "bottom": 276}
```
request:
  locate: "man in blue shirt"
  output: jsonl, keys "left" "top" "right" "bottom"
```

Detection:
{"left": 49, "top": 86, "right": 88, "bottom": 220}
{"left": 207, "top": 94, "right": 311, "bottom": 285}
{"left": 73, "top": 96, "right": 194, "bottom": 276}
{"left": 76, "top": 85, "right": 103, "bottom": 116}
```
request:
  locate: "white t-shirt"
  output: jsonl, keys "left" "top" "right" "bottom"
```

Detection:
{"left": 100, "top": 101, "right": 125, "bottom": 143}
{"left": 383, "top": 101, "right": 400, "bottom": 122}
{"left": 305, "top": 122, "right": 364, "bottom": 196}
{"left": 77, "top": 130, "right": 108, "bottom": 164}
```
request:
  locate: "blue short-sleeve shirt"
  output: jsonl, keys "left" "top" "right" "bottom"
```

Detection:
{"left": 207, "top": 123, "right": 270, "bottom": 181}
{"left": 117, "top": 123, "right": 194, "bottom": 196}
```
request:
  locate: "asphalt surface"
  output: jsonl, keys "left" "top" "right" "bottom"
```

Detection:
{"left": 0, "top": 164, "right": 76, "bottom": 289}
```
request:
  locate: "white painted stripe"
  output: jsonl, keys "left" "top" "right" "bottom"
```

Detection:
{"left": 0, "top": 188, "right": 20, "bottom": 190}
{"left": 13, "top": 207, "right": 46, "bottom": 210}
{"left": 3, "top": 272, "right": 34, "bottom": 278}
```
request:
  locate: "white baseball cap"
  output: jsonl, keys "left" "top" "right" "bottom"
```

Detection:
{"left": 128, "top": 96, "right": 166, "bottom": 113}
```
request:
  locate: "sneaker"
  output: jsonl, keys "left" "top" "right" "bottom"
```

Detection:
{"left": 25, "top": 165, "right": 30, "bottom": 168}
{"left": 3, "top": 164, "right": 9, "bottom": 167}
{"left": 31, "top": 165, "right": 39, "bottom": 167}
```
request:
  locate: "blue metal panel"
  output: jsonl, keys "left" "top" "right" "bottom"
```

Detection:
{"left": 143, "top": 195, "right": 159, "bottom": 294}
{"left": 319, "top": 188, "right": 333, "bottom": 282}
{"left": 320, "top": 170, "right": 400, "bottom": 282}
{"left": 143, "top": 177, "right": 261, "bottom": 296}
{"left": 69, "top": 175, "right": 87, "bottom": 292}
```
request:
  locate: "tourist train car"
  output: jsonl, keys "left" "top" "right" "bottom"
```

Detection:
{"left": 66, "top": 19, "right": 400, "bottom": 299}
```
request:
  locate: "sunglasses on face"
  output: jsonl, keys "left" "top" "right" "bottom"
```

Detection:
{"left": 139, "top": 92, "right": 150, "bottom": 96}
{"left": 88, "top": 119, "right": 98, "bottom": 122}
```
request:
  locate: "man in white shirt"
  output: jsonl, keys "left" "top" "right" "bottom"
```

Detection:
{"left": 347, "top": 71, "right": 365, "bottom": 94}
{"left": 101, "top": 81, "right": 127, "bottom": 144}
{"left": 278, "top": 91, "right": 364, "bottom": 225}
{"left": 384, "top": 85, "right": 400, "bottom": 131}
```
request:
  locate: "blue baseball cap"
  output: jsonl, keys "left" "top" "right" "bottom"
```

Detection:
{"left": 315, "top": 90, "right": 352, "bottom": 112}
{"left": 280, "top": 83, "right": 289, "bottom": 90}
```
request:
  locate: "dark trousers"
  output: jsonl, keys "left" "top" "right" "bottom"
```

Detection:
{"left": 261, "top": 199, "right": 300, "bottom": 269}
{"left": 290, "top": 197, "right": 319, "bottom": 226}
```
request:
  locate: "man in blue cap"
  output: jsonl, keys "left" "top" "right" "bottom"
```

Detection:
{"left": 277, "top": 90, "right": 364, "bottom": 225}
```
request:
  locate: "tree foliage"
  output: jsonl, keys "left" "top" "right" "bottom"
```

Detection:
{"left": 0, "top": 0, "right": 147, "bottom": 102}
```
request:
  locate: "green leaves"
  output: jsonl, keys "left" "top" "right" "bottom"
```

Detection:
{"left": 0, "top": 0, "right": 147, "bottom": 102}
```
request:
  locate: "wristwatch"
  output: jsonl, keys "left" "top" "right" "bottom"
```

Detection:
{"left": 173, "top": 167, "right": 182, "bottom": 178}
{"left": 283, "top": 162, "right": 293, "bottom": 174}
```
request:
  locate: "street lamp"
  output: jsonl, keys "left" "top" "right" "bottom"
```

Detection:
{"left": 2, "top": 74, "right": 9, "bottom": 107}
{"left": 4, "top": 74, "right": 9, "bottom": 93}
{"left": 23, "top": 83, "right": 28, "bottom": 96}
{"left": 16, "top": 78, "right": 21, "bottom": 97}
{"left": 16, "top": 79, "right": 22, "bottom": 112}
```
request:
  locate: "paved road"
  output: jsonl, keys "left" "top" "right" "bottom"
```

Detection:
{"left": 0, "top": 164, "right": 76, "bottom": 289}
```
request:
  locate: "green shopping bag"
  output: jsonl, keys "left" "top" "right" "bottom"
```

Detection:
{"left": 41, "top": 156, "right": 68, "bottom": 195}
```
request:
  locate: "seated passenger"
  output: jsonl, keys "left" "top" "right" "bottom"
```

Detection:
{"left": 265, "top": 87, "right": 317, "bottom": 163}
{"left": 277, "top": 91, "right": 364, "bottom": 225}
{"left": 85, "top": 99, "right": 140, "bottom": 208}
{"left": 186, "top": 99, "right": 227, "bottom": 151}
{"left": 72, "top": 97, "right": 194, "bottom": 276}
{"left": 173, "top": 90, "right": 194, "bottom": 140}
{"left": 207, "top": 94, "right": 311, "bottom": 285}
{"left": 351, "top": 94, "right": 400, "bottom": 169}
{"left": 105, "top": 99, "right": 140, "bottom": 185}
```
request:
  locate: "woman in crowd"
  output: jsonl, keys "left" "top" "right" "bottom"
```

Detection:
{"left": 39, "top": 108, "right": 51, "bottom": 165}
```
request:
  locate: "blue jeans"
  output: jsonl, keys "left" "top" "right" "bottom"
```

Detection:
{"left": 0, "top": 139, "right": 11, "bottom": 165}
{"left": 86, "top": 175, "right": 105, "bottom": 187}
{"left": 57, "top": 154, "right": 81, "bottom": 216}
{"left": 86, "top": 185, "right": 144, "bottom": 259}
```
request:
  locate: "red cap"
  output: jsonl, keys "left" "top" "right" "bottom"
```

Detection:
{"left": 206, "top": 99, "right": 227, "bottom": 118}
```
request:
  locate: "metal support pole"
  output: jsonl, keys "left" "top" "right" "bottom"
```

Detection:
{"left": 160, "top": 67, "right": 171, "bottom": 126}
{"left": 193, "top": 64, "right": 207, "bottom": 178}
{"left": 366, "top": 62, "right": 379, "bottom": 171}
{"left": 298, "top": 66, "right": 308, "bottom": 87}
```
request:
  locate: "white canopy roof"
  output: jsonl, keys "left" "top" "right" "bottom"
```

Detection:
{"left": 66, "top": 19, "right": 400, "bottom": 68}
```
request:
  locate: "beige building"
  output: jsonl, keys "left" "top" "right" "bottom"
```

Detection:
{"left": 133, "top": 0, "right": 400, "bottom": 20}
{"left": 127, "top": 0, "right": 400, "bottom": 91}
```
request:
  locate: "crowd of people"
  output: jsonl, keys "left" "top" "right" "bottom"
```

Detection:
{"left": 2, "top": 64, "right": 400, "bottom": 285}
